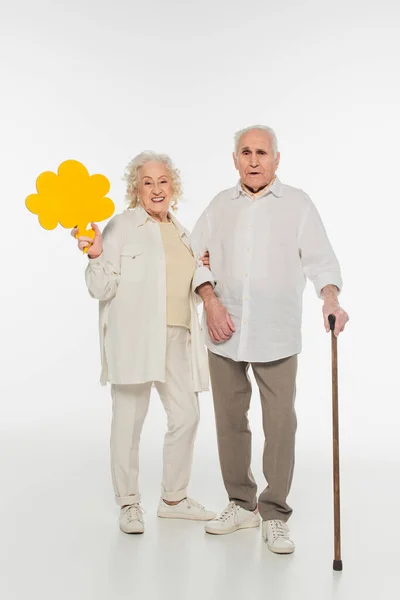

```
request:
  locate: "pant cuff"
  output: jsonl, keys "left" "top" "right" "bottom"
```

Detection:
{"left": 259, "top": 511, "right": 291, "bottom": 522}
{"left": 161, "top": 487, "right": 187, "bottom": 502}
{"left": 229, "top": 498, "right": 258, "bottom": 513}
{"left": 116, "top": 493, "right": 141, "bottom": 506}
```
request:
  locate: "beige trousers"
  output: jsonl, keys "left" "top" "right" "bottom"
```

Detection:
{"left": 110, "top": 326, "right": 200, "bottom": 506}
{"left": 208, "top": 350, "right": 298, "bottom": 522}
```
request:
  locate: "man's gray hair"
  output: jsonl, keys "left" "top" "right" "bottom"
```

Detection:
{"left": 234, "top": 125, "right": 278, "bottom": 156}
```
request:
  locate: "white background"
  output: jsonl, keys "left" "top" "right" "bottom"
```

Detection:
{"left": 1, "top": 1, "right": 399, "bottom": 599}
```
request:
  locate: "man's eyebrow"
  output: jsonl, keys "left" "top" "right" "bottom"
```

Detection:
{"left": 240, "top": 146, "right": 268, "bottom": 152}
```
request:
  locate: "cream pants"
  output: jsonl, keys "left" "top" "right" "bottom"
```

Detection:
{"left": 110, "top": 326, "right": 200, "bottom": 506}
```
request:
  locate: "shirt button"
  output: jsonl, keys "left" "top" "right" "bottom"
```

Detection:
{"left": 245, "top": 273, "right": 248, "bottom": 277}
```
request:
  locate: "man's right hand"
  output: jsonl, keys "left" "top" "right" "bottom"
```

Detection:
{"left": 204, "top": 296, "right": 236, "bottom": 343}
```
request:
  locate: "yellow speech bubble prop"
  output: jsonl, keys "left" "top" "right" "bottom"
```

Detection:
{"left": 25, "top": 160, "right": 115, "bottom": 251}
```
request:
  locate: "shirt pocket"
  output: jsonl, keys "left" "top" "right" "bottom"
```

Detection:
{"left": 120, "top": 245, "right": 145, "bottom": 283}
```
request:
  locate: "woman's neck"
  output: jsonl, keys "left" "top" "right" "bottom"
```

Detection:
{"left": 144, "top": 208, "right": 169, "bottom": 223}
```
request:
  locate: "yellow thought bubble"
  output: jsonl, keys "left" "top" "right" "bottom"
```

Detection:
{"left": 25, "top": 160, "right": 115, "bottom": 244}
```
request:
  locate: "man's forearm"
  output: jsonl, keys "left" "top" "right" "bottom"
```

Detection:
{"left": 196, "top": 282, "right": 219, "bottom": 307}
{"left": 321, "top": 284, "right": 340, "bottom": 305}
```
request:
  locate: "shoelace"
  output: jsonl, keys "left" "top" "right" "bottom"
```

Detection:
{"left": 268, "top": 519, "right": 290, "bottom": 539}
{"left": 182, "top": 498, "right": 205, "bottom": 511}
{"left": 122, "top": 504, "right": 145, "bottom": 524}
{"left": 216, "top": 502, "right": 238, "bottom": 522}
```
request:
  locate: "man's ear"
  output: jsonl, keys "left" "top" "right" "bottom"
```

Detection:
{"left": 275, "top": 151, "right": 281, "bottom": 170}
{"left": 232, "top": 152, "right": 239, "bottom": 171}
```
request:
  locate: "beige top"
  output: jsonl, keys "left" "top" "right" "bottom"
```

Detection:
{"left": 159, "top": 220, "right": 196, "bottom": 329}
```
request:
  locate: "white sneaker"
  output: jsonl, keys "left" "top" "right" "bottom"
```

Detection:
{"left": 119, "top": 504, "right": 145, "bottom": 534}
{"left": 262, "top": 519, "right": 295, "bottom": 554}
{"left": 157, "top": 497, "right": 216, "bottom": 521}
{"left": 205, "top": 501, "right": 261, "bottom": 535}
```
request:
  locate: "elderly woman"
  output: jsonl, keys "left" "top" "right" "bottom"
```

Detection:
{"left": 72, "top": 152, "right": 215, "bottom": 534}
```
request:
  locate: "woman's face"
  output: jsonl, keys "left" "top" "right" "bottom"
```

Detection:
{"left": 137, "top": 161, "right": 173, "bottom": 221}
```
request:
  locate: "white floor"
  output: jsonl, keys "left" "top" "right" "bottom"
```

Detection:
{"left": 1, "top": 381, "right": 399, "bottom": 600}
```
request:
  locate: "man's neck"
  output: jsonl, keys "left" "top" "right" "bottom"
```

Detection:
{"left": 243, "top": 183, "right": 268, "bottom": 194}
{"left": 241, "top": 177, "right": 276, "bottom": 197}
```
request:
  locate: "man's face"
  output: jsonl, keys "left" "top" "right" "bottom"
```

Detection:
{"left": 233, "top": 129, "right": 280, "bottom": 192}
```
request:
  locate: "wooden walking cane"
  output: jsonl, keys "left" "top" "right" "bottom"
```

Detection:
{"left": 328, "top": 314, "right": 343, "bottom": 571}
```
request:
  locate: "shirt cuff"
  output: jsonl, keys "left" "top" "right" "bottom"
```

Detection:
{"left": 192, "top": 265, "right": 215, "bottom": 293}
{"left": 314, "top": 272, "right": 343, "bottom": 299}
{"left": 87, "top": 253, "right": 105, "bottom": 266}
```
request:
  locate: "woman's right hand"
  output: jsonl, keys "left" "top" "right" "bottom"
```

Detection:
{"left": 71, "top": 222, "right": 103, "bottom": 259}
{"left": 200, "top": 250, "right": 210, "bottom": 268}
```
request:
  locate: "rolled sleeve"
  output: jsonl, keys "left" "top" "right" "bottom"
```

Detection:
{"left": 192, "top": 264, "right": 215, "bottom": 293}
{"left": 87, "top": 253, "right": 106, "bottom": 266}
{"left": 190, "top": 207, "right": 216, "bottom": 293}
{"left": 313, "top": 272, "right": 343, "bottom": 299}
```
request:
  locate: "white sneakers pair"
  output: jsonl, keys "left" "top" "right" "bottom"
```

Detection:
{"left": 119, "top": 499, "right": 294, "bottom": 554}
{"left": 119, "top": 497, "right": 216, "bottom": 534}
{"left": 205, "top": 501, "right": 295, "bottom": 554}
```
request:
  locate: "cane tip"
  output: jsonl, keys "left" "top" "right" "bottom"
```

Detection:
{"left": 333, "top": 559, "right": 343, "bottom": 571}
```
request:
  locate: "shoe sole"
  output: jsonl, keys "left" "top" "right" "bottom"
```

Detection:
{"left": 266, "top": 542, "right": 295, "bottom": 554}
{"left": 120, "top": 527, "right": 144, "bottom": 535}
{"left": 262, "top": 534, "right": 295, "bottom": 554}
{"left": 157, "top": 512, "right": 216, "bottom": 521}
{"left": 120, "top": 528, "right": 144, "bottom": 534}
{"left": 205, "top": 520, "right": 260, "bottom": 535}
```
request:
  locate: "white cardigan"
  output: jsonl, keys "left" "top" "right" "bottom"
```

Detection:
{"left": 85, "top": 206, "right": 213, "bottom": 392}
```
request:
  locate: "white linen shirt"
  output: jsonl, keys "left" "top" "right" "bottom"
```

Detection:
{"left": 85, "top": 206, "right": 212, "bottom": 391}
{"left": 190, "top": 178, "right": 343, "bottom": 363}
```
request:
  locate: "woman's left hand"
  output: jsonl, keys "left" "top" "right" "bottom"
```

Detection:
{"left": 201, "top": 251, "right": 210, "bottom": 268}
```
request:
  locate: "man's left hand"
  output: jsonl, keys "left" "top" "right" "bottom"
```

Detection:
{"left": 323, "top": 304, "right": 349, "bottom": 336}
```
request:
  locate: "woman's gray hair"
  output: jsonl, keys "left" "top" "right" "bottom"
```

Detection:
{"left": 123, "top": 151, "right": 182, "bottom": 210}
{"left": 234, "top": 125, "right": 278, "bottom": 156}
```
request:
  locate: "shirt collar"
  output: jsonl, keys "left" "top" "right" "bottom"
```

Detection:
{"left": 233, "top": 176, "right": 283, "bottom": 199}
{"left": 134, "top": 204, "right": 185, "bottom": 237}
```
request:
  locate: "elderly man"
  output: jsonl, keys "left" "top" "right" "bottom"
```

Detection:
{"left": 190, "top": 125, "right": 349, "bottom": 554}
